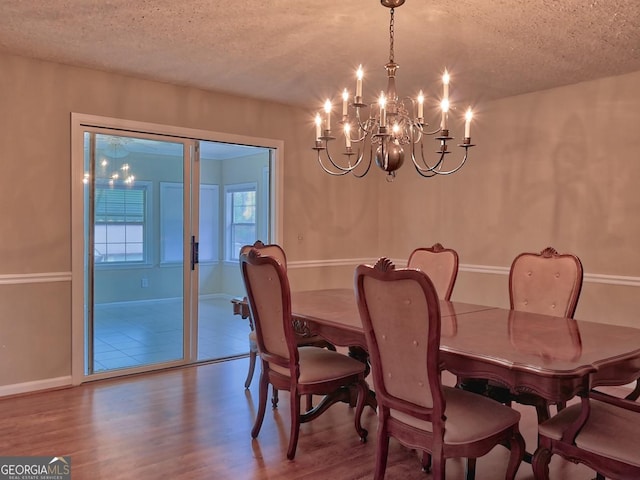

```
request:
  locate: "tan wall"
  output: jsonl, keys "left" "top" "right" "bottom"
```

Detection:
{"left": 379, "top": 70, "right": 640, "bottom": 327}
{"left": 1, "top": 48, "right": 639, "bottom": 389}
{"left": 0, "top": 282, "right": 71, "bottom": 385}
{"left": 0, "top": 51, "right": 380, "bottom": 387}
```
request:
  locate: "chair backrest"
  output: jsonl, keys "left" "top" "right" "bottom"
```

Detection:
{"left": 509, "top": 247, "right": 583, "bottom": 318}
{"left": 407, "top": 243, "right": 459, "bottom": 300}
{"left": 240, "top": 248, "right": 298, "bottom": 374}
{"left": 355, "top": 258, "right": 444, "bottom": 417}
{"left": 240, "top": 240, "right": 287, "bottom": 270}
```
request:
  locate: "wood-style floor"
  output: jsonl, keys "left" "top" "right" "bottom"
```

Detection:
{"left": 0, "top": 358, "right": 614, "bottom": 479}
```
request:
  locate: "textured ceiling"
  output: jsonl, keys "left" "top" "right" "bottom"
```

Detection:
{"left": 1, "top": 0, "right": 640, "bottom": 112}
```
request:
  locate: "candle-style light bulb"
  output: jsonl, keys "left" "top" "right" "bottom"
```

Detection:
{"left": 465, "top": 108, "right": 473, "bottom": 138}
{"left": 417, "top": 90, "right": 424, "bottom": 120}
{"left": 344, "top": 122, "right": 351, "bottom": 148}
{"left": 356, "top": 65, "right": 363, "bottom": 98}
{"left": 324, "top": 99, "right": 332, "bottom": 131}
{"left": 379, "top": 93, "right": 387, "bottom": 127}
{"left": 440, "top": 98, "right": 450, "bottom": 130}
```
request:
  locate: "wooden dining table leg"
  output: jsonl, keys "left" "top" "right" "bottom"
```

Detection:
{"left": 347, "top": 346, "right": 377, "bottom": 410}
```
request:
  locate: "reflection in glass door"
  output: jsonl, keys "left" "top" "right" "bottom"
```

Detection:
{"left": 84, "top": 132, "right": 189, "bottom": 375}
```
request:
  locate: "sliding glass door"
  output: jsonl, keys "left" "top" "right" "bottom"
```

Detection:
{"left": 78, "top": 122, "right": 276, "bottom": 380}
{"left": 195, "top": 142, "right": 270, "bottom": 361}
{"left": 84, "top": 132, "right": 191, "bottom": 375}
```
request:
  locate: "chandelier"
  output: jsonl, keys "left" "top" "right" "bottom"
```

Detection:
{"left": 101, "top": 136, "right": 135, "bottom": 186}
{"left": 312, "top": 0, "right": 475, "bottom": 180}
{"left": 82, "top": 134, "right": 137, "bottom": 186}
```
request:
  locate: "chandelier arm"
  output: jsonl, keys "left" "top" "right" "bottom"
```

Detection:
{"left": 350, "top": 148, "right": 374, "bottom": 178}
{"left": 318, "top": 163, "right": 351, "bottom": 176}
{"left": 428, "top": 151, "right": 470, "bottom": 175}
{"left": 410, "top": 124, "right": 423, "bottom": 143}
{"left": 410, "top": 145, "right": 470, "bottom": 176}
{"left": 316, "top": 151, "right": 351, "bottom": 176}
{"left": 397, "top": 97, "right": 442, "bottom": 137}
{"left": 414, "top": 124, "right": 444, "bottom": 136}
{"left": 354, "top": 109, "right": 376, "bottom": 136}
{"left": 413, "top": 163, "right": 440, "bottom": 178}
{"left": 324, "top": 143, "right": 356, "bottom": 172}
{"left": 409, "top": 142, "right": 445, "bottom": 173}
{"left": 410, "top": 150, "right": 445, "bottom": 173}
{"left": 349, "top": 127, "right": 369, "bottom": 144}
{"left": 323, "top": 142, "right": 368, "bottom": 173}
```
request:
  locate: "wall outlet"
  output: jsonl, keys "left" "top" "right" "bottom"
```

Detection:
{"left": 141, "top": 277, "right": 149, "bottom": 288}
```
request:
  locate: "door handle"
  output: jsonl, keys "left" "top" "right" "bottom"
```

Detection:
{"left": 191, "top": 235, "right": 199, "bottom": 270}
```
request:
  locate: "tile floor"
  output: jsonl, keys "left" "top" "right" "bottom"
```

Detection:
{"left": 92, "top": 296, "right": 249, "bottom": 372}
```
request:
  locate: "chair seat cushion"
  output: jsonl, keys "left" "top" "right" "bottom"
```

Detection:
{"left": 390, "top": 386, "right": 521, "bottom": 445}
{"left": 270, "top": 346, "right": 365, "bottom": 384}
{"left": 538, "top": 399, "right": 640, "bottom": 467}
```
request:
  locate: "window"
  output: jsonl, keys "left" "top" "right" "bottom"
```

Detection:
{"left": 159, "top": 182, "right": 183, "bottom": 264}
{"left": 198, "top": 184, "right": 220, "bottom": 262}
{"left": 94, "top": 182, "right": 149, "bottom": 263}
{"left": 225, "top": 183, "right": 257, "bottom": 261}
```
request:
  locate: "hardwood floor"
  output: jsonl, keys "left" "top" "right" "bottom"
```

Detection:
{"left": 0, "top": 358, "right": 615, "bottom": 479}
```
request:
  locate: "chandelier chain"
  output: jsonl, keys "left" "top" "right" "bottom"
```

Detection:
{"left": 389, "top": 8, "right": 395, "bottom": 63}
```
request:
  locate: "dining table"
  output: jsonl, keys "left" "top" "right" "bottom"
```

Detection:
{"left": 233, "top": 288, "right": 640, "bottom": 406}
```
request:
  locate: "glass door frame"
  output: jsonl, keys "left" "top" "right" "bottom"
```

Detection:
{"left": 81, "top": 127, "right": 194, "bottom": 379}
{"left": 71, "top": 113, "right": 284, "bottom": 385}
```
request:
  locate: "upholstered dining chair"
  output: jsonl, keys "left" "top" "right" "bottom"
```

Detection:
{"left": 240, "top": 241, "right": 335, "bottom": 408}
{"left": 477, "top": 248, "right": 583, "bottom": 407}
{"left": 240, "top": 248, "right": 368, "bottom": 460}
{"left": 407, "top": 243, "right": 459, "bottom": 300}
{"left": 509, "top": 246, "right": 583, "bottom": 319}
{"left": 496, "top": 246, "right": 584, "bottom": 420}
{"left": 532, "top": 391, "right": 640, "bottom": 480}
{"left": 355, "top": 258, "right": 525, "bottom": 480}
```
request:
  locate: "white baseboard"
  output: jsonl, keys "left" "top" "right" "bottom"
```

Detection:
{"left": 0, "top": 376, "right": 72, "bottom": 398}
{"left": 198, "top": 293, "right": 234, "bottom": 300}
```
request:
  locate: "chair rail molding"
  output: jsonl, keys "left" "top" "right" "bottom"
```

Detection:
{"left": 289, "top": 258, "right": 379, "bottom": 269}
{"left": 458, "top": 263, "right": 640, "bottom": 288}
{"left": 0, "top": 272, "right": 72, "bottom": 285}
{"left": 289, "top": 260, "right": 640, "bottom": 288}
{"left": 2, "top": 266, "right": 638, "bottom": 288}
